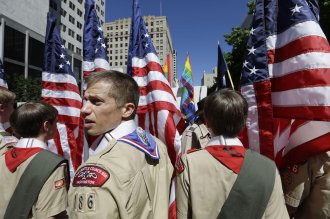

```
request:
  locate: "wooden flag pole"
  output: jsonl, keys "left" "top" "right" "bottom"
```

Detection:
{"left": 227, "top": 69, "right": 235, "bottom": 90}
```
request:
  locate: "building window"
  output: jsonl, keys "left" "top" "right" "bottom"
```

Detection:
{"left": 76, "top": 34, "right": 82, "bottom": 42}
{"left": 68, "top": 43, "right": 74, "bottom": 52}
{"left": 69, "top": 15, "right": 75, "bottom": 24}
{"left": 69, "top": 1, "right": 75, "bottom": 10}
{"left": 77, "top": 21, "right": 82, "bottom": 29}
{"left": 61, "top": 9, "right": 67, "bottom": 17}
{"left": 4, "top": 26, "right": 25, "bottom": 62}
{"left": 29, "top": 37, "right": 44, "bottom": 68}
{"left": 62, "top": 25, "right": 67, "bottom": 32}
{"left": 68, "top": 29, "right": 75, "bottom": 37}
{"left": 77, "top": 9, "right": 83, "bottom": 17}
{"left": 76, "top": 47, "right": 82, "bottom": 55}
{"left": 78, "top": 0, "right": 83, "bottom": 4}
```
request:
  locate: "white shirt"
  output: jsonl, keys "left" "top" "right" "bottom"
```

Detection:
{"left": 89, "top": 120, "right": 137, "bottom": 156}
{"left": 15, "top": 138, "right": 49, "bottom": 150}
{"left": 206, "top": 135, "right": 243, "bottom": 147}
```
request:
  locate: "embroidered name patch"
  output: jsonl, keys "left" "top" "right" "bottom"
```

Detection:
{"left": 73, "top": 165, "right": 109, "bottom": 187}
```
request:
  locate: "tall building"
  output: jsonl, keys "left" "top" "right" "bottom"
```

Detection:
{"left": 104, "top": 15, "right": 176, "bottom": 85}
{"left": 49, "top": 0, "right": 105, "bottom": 80}
{"left": 0, "top": 0, "right": 105, "bottom": 84}
{"left": 201, "top": 68, "right": 217, "bottom": 88}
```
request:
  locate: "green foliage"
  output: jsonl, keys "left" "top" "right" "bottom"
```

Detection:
{"left": 320, "top": 0, "right": 330, "bottom": 40}
{"left": 6, "top": 73, "right": 41, "bottom": 102}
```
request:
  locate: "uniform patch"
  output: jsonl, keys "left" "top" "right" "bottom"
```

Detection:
{"left": 136, "top": 127, "right": 150, "bottom": 146}
{"left": 72, "top": 165, "right": 109, "bottom": 187}
{"left": 54, "top": 178, "right": 65, "bottom": 189}
{"left": 175, "top": 153, "right": 184, "bottom": 173}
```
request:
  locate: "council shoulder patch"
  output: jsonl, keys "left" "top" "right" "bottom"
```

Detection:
{"left": 73, "top": 165, "right": 110, "bottom": 187}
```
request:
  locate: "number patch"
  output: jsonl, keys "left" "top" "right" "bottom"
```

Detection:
{"left": 74, "top": 193, "right": 96, "bottom": 212}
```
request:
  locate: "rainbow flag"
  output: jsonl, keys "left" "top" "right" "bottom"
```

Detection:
{"left": 162, "top": 53, "right": 172, "bottom": 86}
{"left": 180, "top": 54, "right": 196, "bottom": 124}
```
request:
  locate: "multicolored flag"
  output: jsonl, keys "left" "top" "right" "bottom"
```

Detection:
{"left": 42, "top": 12, "right": 84, "bottom": 176}
{"left": 83, "top": 0, "right": 110, "bottom": 78}
{"left": 0, "top": 59, "right": 8, "bottom": 89}
{"left": 180, "top": 54, "right": 196, "bottom": 124}
{"left": 240, "top": 0, "right": 330, "bottom": 166}
{"left": 127, "top": 1, "right": 186, "bottom": 218}
{"left": 217, "top": 43, "right": 227, "bottom": 90}
{"left": 163, "top": 52, "right": 172, "bottom": 86}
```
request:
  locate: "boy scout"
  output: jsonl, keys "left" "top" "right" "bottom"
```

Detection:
{"left": 181, "top": 98, "right": 210, "bottom": 153}
{"left": 281, "top": 151, "right": 330, "bottom": 218}
{"left": 0, "top": 88, "right": 17, "bottom": 154}
{"left": 68, "top": 71, "right": 173, "bottom": 218}
{"left": 176, "top": 89, "right": 289, "bottom": 219}
{"left": 0, "top": 102, "right": 69, "bottom": 218}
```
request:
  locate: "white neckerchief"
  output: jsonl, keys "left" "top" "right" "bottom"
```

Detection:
{"left": 206, "top": 135, "right": 243, "bottom": 147}
{"left": 89, "top": 120, "right": 137, "bottom": 156}
{"left": 15, "top": 138, "right": 48, "bottom": 150}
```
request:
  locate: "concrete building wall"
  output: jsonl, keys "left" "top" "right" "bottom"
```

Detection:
{"left": 0, "top": 0, "right": 48, "bottom": 36}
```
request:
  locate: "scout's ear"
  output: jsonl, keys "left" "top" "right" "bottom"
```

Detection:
{"left": 121, "top": 102, "right": 135, "bottom": 119}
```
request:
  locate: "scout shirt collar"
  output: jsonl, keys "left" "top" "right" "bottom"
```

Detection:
{"left": 89, "top": 120, "right": 137, "bottom": 156}
{"left": 206, "top": 135, "right": 243, "bottom": 147}
{"left": 15, "top": 138, "right": 49, "bottom": 149}
{"left": 5, "top": 138, "right": 47, "bottom": 173}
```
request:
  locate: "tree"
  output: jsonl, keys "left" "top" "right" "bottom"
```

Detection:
{"left": 320, "top": 0, "right": 330, "bottom": 40}
{"left": 6, "top": 73, "right": 41, "bottom": 102}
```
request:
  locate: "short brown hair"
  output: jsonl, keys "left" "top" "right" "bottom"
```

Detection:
{"left": 86, "top": 70, "right": 140, "bottom": 117}
{"left": 10, "top": 101, "right": 58, "bottom": 138}
{"left": 0, "top": 88, "right": 16, "bottom": 105}
{"left": 204, "top": 89, "right": 248, "bottom": 137}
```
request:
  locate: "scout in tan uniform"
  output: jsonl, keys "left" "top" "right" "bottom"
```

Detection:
{"left": 68, "top": 71, "right": 173, "bottom": 218}
{"left": 176, "top": 89, "right": 289, "bottom": 219}
{"left": 280, "top": 151, "right": 330, "bottom": 219}
{"left": 181, "top": 98, "right": 210, "bottom": 153}
{"left": 0, "top": 88, "right": 17, "bottom": 154}
{"left": 0, "top": 102, "right": 69, "bottom": 219}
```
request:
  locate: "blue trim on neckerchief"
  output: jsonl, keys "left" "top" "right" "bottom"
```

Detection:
{"left": 117, "top": 127, "right": 160, "bottom": 160}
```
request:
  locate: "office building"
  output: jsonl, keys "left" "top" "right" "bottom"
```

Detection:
{"left": 104, "top": 15, "right": 176, "bottom": 85}
{"left": 0, "top": 0, "right": 105, "bottom": 84}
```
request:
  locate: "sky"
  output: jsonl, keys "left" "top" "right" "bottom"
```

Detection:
{"left": 105, "top": 0, "right": 250, "bottom": 85}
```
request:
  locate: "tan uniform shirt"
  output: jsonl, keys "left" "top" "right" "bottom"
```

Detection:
{"left": 68, "top": 136, "right": 173, "bottom": 218}
{"left": 281, "top": 151, "right": 330, "bottom": 219}
{"left": 0, "top": 153, "right": 68, "bottom": 218}
{"left": 0, "top": 130, "right": 17, "bottom": 155}
{"left": 181, "top": 123, "right": 210, "bottom": 154}
{"left": 176, "top": 136, "right": 289, "bottom": 219}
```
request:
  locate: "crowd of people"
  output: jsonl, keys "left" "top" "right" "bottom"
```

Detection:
{"left": 0, "top": 70, "right": 329, "bottom": 219}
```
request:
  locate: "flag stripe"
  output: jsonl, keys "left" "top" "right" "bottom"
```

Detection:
{"left": 268, "top": 35, "right": 330, "bottom": 64}
{"left": 42, "top": 81, "right": 81, "bottom": 93}
{"left": 271, "top": 68, "right": 330, "bottom": 92}
{"left": 266, "top": 20, "right": 326, "bottom": 50}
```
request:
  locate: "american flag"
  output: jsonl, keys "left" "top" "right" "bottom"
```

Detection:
{"left": 83, "top": 0, "right": 110, "bottom": 149}
{"left": 180, "top": 55, "right": 196, "bottom": 125}
{"left": 217, "top": 43, "right": 228, "bottom": 90}
{"left": 240, "top": 0, "right": 330, "bottom": 165}
{"left": 0, "top": 59, "right": 8, "bottom": 89}
{"left": 42, "top": 12, "right": 84, "bottom": 176}
{"left": 83, "top": 0, "right": 110, "bottom": 78}
{"left": 127, "top": 0, "right": 186, "bottom": 218}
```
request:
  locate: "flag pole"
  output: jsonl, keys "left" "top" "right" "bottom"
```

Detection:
{"left": 227, "top": 69, "right": 235, "bottom": 90}
{"left": 218, "top": 41, "right": 235, "bottom": 90}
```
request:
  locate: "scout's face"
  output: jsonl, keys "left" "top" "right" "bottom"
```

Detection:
{"left": 82, "top": 81, "right": 124, "bottom": 136}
